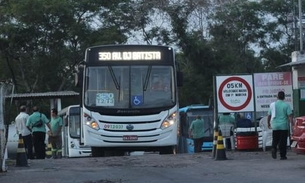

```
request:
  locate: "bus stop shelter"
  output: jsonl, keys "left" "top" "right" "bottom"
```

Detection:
{"left": 1, "top": 90, "right": 79, "bottom": 172}
{"left": 6, "top": 91, "right": 80, "bottom": 111}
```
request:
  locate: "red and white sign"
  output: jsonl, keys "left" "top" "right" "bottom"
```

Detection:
{"left": 216, "top": 75, "right": 254, "bottom": 113}
{"left": 254, "top": 72, "right": 293, "bottom": 112}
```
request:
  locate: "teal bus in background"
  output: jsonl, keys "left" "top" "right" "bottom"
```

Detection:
{"left": 178, "top": 104, "right": 214, "bottom": 153}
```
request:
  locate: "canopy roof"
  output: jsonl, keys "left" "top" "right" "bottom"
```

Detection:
{"left": 6, "top": 91, "right": 79, "bottom": 100}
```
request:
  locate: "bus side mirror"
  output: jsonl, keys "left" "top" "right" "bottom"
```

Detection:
{"left": 75, "top": 67, "right": 84, "bottom": 88}
{"left": 177, "top": 71, "right": 183, "bottom": 87}
{"left": 64, "top": 116, "right": 68, "bottom": 127}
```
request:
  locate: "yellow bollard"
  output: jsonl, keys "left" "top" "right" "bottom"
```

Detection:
{"left": 215, "top": 130, "right": 227, "bottom": 161}
{"left": 16, "top": 135, "right": 28, "bottom": 166}
{"left": 45, "top": 143, "right": 52, "bottom": 159}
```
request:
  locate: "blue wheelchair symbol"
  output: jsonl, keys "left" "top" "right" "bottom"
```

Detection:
{"left": 132, "top": 96, "right": 143, "bottom": 106}
{"left": 245, "top": 112, "right": 252, "bottom": 120}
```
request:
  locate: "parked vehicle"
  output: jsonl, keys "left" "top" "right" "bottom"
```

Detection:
{"left": 178, "top": 104, "right": 214, "bottom": 153}
{"left": 291, "top": 116, "right": 305, "bottom": 154}
{"left": 58, "top": 105, "right": 91, "bottom": 158}
{"left": 75, "top": 45, "right": 183, "bottom": 156}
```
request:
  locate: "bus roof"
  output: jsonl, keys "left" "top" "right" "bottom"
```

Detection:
{"left": 179, "top": 104, "right": 212, "bottom": 113}
{"left": 87, "top": 44, "right": 173, "bottom": 50}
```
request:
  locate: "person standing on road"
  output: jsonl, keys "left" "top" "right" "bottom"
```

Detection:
{"left": 26, "top": 106, "right": 51, "bottom": 159}
{"left": 15, "top": 105, "right": 34, "bottom": 159}
{"left": 48, "top": 108, "right": 63, "bottom": 159}
{"left": 218, "top": 113, "right": 235, "bottom": 149}
{"left": 188, "top": 116, "right": 205, "bottom": 153}
{"left": 267, "top": 91, "right": 293, "bottom": 160}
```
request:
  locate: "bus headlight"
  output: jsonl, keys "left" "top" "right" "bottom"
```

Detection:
{"left": 161, "top": 112, "right": 177, "bottom": 129}
{"left": 84, "top": 113, "right": 100, "bottom": 130}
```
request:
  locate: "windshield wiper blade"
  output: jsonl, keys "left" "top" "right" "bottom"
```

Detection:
{"left": 108, "top": 66, "right": 120, "bottom": 90}
{"left": 143, "top": 66, "right": 151, "bottom": 91}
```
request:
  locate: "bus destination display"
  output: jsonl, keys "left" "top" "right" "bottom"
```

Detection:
{"left": 98, "top": 51, "right": 161, "bottom": 61}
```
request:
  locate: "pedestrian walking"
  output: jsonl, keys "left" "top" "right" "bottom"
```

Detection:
{"left": 188, "top": 116, "right": 205, "bottom": 153}
{"left": 15, "top": 105, "right": 34, "bottom": 159}
{"left": 26, "top": 106, "right": 50, "bottom": 159}
{"left": 48, "top": 108, "right": 63, "bottom": 159}
{"left": 267, "top": 91, "right": 293, "bottom": 160}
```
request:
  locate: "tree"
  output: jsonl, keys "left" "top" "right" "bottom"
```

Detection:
{"left": 0, "top": 0, "right": 138, "bottom": 94}
{"left": 0, "top": 0, "right": 297, "bottom": 108}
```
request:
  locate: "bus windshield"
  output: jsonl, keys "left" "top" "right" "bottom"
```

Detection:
{"left": 84, "top": 65, "right": 175, "bottom": 109}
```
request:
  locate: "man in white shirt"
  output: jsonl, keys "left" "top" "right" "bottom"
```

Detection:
{"left": 15, "top": 105, "right": 34, "bottom": 159}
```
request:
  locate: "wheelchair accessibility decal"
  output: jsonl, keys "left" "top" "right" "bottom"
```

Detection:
{"left": 132, "top": 95, "right": 143, "bottom": 106}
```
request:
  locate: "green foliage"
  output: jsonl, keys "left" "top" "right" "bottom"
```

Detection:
{"left": 0, "top": 0, "right": 134, "bottom": 94}
{"left": 0, "top": 0, "right": 299, "bottom": 109}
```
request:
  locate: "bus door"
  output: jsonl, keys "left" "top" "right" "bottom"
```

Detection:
{"left": 67, "top": 106, "right": 89, "bottom": 157}
{"left": 62, "top": 106, "right": 90, "bottom": 157}
{"left": 62, "top": 114, "right": 69, "bottom": 157}
{"left": 76, "top": 67, "right": 84, "bottom": 145}
{"left": 178, "top": 112, "right": 188, "bottom": 153}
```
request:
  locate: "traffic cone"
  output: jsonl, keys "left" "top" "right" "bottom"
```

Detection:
{"left": 16, "top": 135, "right": 28, "bottom": 167}
{"left": 215, "top": 130, "right": 227, "bottom": 161}
{"left": 212, "top": 129, "right": 218, "bottom": 159}
{"left": 45, "top": 143, "right": 52, "bottom": 159}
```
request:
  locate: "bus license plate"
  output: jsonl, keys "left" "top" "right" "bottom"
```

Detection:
{"left": 123, "top": 135, "right": 138, "bottom": 140}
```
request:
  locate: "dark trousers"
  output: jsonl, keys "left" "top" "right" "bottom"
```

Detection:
{"left": 32, "top": 132, "right": 46, "bottom": 159}
{"left": 49, "top": 136, "right": 62, "bottom": 152}
{"left": 193, "top": 137, "right": 204, "bottom": 153}
{"left": 21, "top": 134, "right": 34, "bottom": 159}
{"left": 272, "top": 130, "right": 288, "bottom": 158}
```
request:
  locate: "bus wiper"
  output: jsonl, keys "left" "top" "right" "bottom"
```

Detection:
{"left": 108, "top": 66, "right": 120, "bottom": 90}
{"left": 143, "top": 66, "right": 152, "bottom": 91}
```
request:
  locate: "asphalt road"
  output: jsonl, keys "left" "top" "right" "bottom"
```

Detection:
{"left": 1, "top": 150, "right": 305, "bottom": 183}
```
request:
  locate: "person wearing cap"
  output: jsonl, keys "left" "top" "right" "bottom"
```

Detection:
{"left": 15, "top": 105, "right": 34, "bottom": 159}
{"left": 188, "top": 115, "right": 205, "bottom": 153}
{"left": 267, "top": 91, "right": 293, "bottom": 160}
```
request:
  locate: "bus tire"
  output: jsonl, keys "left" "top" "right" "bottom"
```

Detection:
{"left": 159, "top": 146, "right": 176, "bottom": 155}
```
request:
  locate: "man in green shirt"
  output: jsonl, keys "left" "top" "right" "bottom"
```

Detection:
{"left": 26, "top": 106, "right": 50, "bottom": 159}
{"left": 48, "top": 108, "right": 63, "bottom": 159}
{"left": 267, "top": 91, "right": 293, "bottom": 160}
{"left": 219, "top": 113, "right": 235, "bottom": 126}
{"left": 188, "top": 116, "right": 205, "bottom": 153}
{"left": 219, "top": 113, "right": 235, "bottom": 149}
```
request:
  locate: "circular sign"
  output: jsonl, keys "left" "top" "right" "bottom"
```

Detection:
{"left": 218, "top": 77, "right": 252, "bottom": 111}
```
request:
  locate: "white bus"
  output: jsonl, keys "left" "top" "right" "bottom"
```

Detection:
{"left": 75, "top": 45, "right": 183, "bottom": 157}
{"left": 58, "top": 105, "right": 91, "bottom": 157}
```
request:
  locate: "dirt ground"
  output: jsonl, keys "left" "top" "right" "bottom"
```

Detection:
{"left": 1, "top": 150, "right": 305, "bottom": 183}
